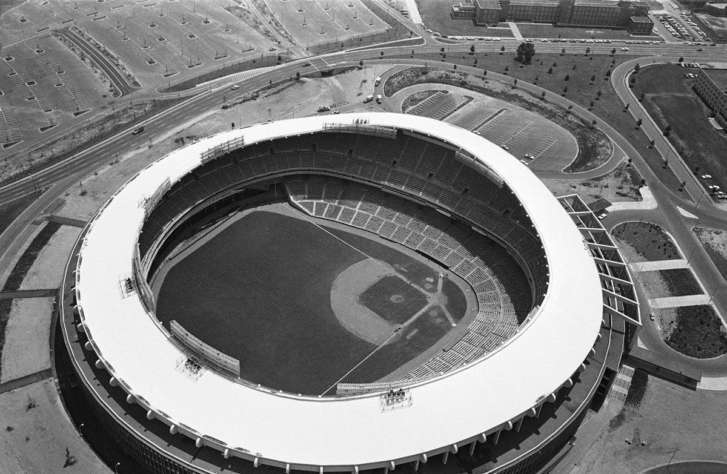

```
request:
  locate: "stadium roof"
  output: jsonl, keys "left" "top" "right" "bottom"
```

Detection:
{"left": 74, "top": 113, "right": 603, "bottom": 470}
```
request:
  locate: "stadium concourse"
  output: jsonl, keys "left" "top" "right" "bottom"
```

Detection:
{"left": 59, "top": 112, "right": 629, "bottom": 473}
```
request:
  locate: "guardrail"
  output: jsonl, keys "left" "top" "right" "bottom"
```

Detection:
{"left": 200, "top": 136, "right": 245, "bottom": 164}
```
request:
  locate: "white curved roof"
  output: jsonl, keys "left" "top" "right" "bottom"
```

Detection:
{"left": 75, "top": 113, "right": 602, "bottom": 469}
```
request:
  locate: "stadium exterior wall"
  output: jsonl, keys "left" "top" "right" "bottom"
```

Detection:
{"left": 61, "top": 113, "right": 605, "bottom": 473}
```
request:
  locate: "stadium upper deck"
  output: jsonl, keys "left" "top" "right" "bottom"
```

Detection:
{"left": 70, "top": 113, "right": 602, "bottom": 471}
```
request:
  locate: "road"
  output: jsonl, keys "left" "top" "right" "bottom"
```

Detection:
{"left": 55, "top": 28, "right": 136, "bottom": 96}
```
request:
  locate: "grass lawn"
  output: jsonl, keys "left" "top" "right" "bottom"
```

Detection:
{"left": 0, "top": 222, "right": 60, "bottom": 380}
{"left": 516, "top": 23, "right": 653, "bottom": 40}
{"left": 0, "top": 189, "right": 43, "bottom": 236}
{"left": 611, "top": 221, "right": 681, "bottom": 262}
{"left": 693, "top": 226, "right": 727, "bottom": 280}
{"left": 634, "top": 64, "right": 727, "bottom": 194}
{"left": 657, "top": 305, "right": 727, "bottom": 359}
{"left": 389, "top": 50, "right": 683, "bottom": 188}
{"left": 639, "top": 268, "right": 702, "bottom": 298}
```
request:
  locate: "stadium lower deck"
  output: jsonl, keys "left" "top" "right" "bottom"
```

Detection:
{"left": 150, "top": 176, "right": 531, "bottom": 396}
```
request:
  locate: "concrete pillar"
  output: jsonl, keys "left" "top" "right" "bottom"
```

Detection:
{"left": 109, "top": 376, "right": 118, "bottom": 387}
{"left": 253, "top": 457, "right": 259, "bottom": 468}
{"left": 505, "top": 420, "right": 513, "bottom": 431}
{"left": 451, "top": 444, "right": 458, "bottom": 454}
{"left": 548, "top": 392, "right": 557, "bottom": 403}
{"left": 442, "top": 452, "right": 449, "bottom": 464}
{"left": 536, "top": 403, "right": 543, "bottom": 418}
{"left": 493, "top": 430, "right": 501, "bottom": 445}
{"left": 389, "top": 461, "right": 396, "bottom": 471}
{"left": 468, "top": 441, "right": 477, "bottom": 456}
{"left": 224, "top": 449, "right": 230, "bottom": 459}
{"left": 515, "top": 417, "right": 524, "bottom": 433}
{"left": 94, "top": 359, "right": 104, "bottom": 369}
{"left": 84, "top": 341, "right": 93, "bottom": 351}
{"left": 169, "top": 424, "right": 177, "bottom": 435}
{"left": 285, "top": 464, "right": 290, "bottom": 474}
{"left": 566, "top": 378, "right": 574, "bottom": 388}
{"left": 146, "top": 410, "right": 154, "bottom": 420}
{"left": 125, "top": 394, "right": 134, "bottom": 404}
{"left": 413, "top": 460, "right": 420, "bottom": 471}
{"left": 195, "top": 437, "right": 203, "bottom": 448}
{"left": 420, "top": 453, "right": 428, "bottom": 464}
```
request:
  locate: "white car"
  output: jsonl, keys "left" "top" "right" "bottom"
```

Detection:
{"left": 701, "top": 174, "right": 712, "bottom": 179}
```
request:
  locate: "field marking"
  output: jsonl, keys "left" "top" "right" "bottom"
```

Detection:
{"left": 309, "top": 221, "right": 371, "bottom": 259}
{"left": 319, "top": 330, "right": 400, "bottom": 396}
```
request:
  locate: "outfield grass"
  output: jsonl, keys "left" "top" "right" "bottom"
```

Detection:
{"left": 634, "top": 64, "right": 727, "bottom": 194}
{"left": 611, "top": 221, "right": 681, "bottom": 262}
{"left": 157, "top": 208, "right": 462, "bottom": 394}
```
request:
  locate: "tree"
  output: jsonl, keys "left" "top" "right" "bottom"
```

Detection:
{"left": 469, "top": 44, "right": 475, "bottom": 55}
{"left": 564, "top": 74, "right": 570, "bottom": 82}
{"left": 500, "top": 45, "right": 505, "bottom": 54}
{"left": 678, "top": 56, "right": 684, "bottom": 63}
{"left": 515, "top": 41, "right": 535, "bottom": 64}
{"left": 295, "top": 71, "right": 300, "bottom": 81}
{"left": 561, "top": 47, "right": 566, "bottom": 55}
{"left": 634, "top": 63, "right": 640, "bottom": 73}
{"left": 547, "top": 67, "right": 553, "bottom": 74}
{"left": 590, "top": 74, "right": 596, "bottom": 83}
{"left": 636, "top": 118, "right": 643, "bottom": 128}
{"left": 585, "top": 47, "right": 591, "bottom": 55}
{"left": 611, "top": 48, "right": 616, "bottom": 55}
{"left": 663, "top": 124, "right": 672, "bottom": 137}
{"left": 623, "top": 103, "right": 630, "bottom": 112}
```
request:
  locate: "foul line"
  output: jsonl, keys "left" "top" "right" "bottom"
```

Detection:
{"left": 319, "top": 330, "right": 400, "bottom": 397}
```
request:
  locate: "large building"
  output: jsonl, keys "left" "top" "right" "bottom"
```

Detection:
{"left": 452, "top": 0, "right": 653, "bottom": 33}
{"left": 59, "top": 113, "right": 638, "bottom": 473}
{"left": 694, "top": 68, "right": 727, "bottom": 127}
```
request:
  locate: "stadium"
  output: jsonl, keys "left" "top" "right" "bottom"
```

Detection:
{"left": 58, "top": 112, "right": 638, "bottom": 473}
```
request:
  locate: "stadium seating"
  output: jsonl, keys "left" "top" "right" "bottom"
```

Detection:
{"left": 139, "top": 130, "right": 550, "bottom": 383}
{"left": 285, "top": 177, "right": 531, "bottom": 379}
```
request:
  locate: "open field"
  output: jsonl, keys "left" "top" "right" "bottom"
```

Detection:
{"left": 573, "top": 374, "right": 727, "bottom": 473}
{"left": 638, "top": 268, "right": 702, "bottom": 298}
{"left": 611, "top": 221, "right": 681, "bottom": 262}
{"left": 634, "top": 64, "right": 727, "bottom": 195}
{"left": 543, "top": 161, "right": 642, "bottom": 202}
{"left": 693, "top": 226, "right": 727, "bottom": 280}
{"left": 415, "top": 0, "right": 513, "bottom": 37}
{"left": 655, "top": 305, "right": 727, "bottom": 359}
{"left": 516, "top": 23, "right": 653, "bottom": 40}
{"left": 156, "top": 205, "right": 464, "bottom": 395}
